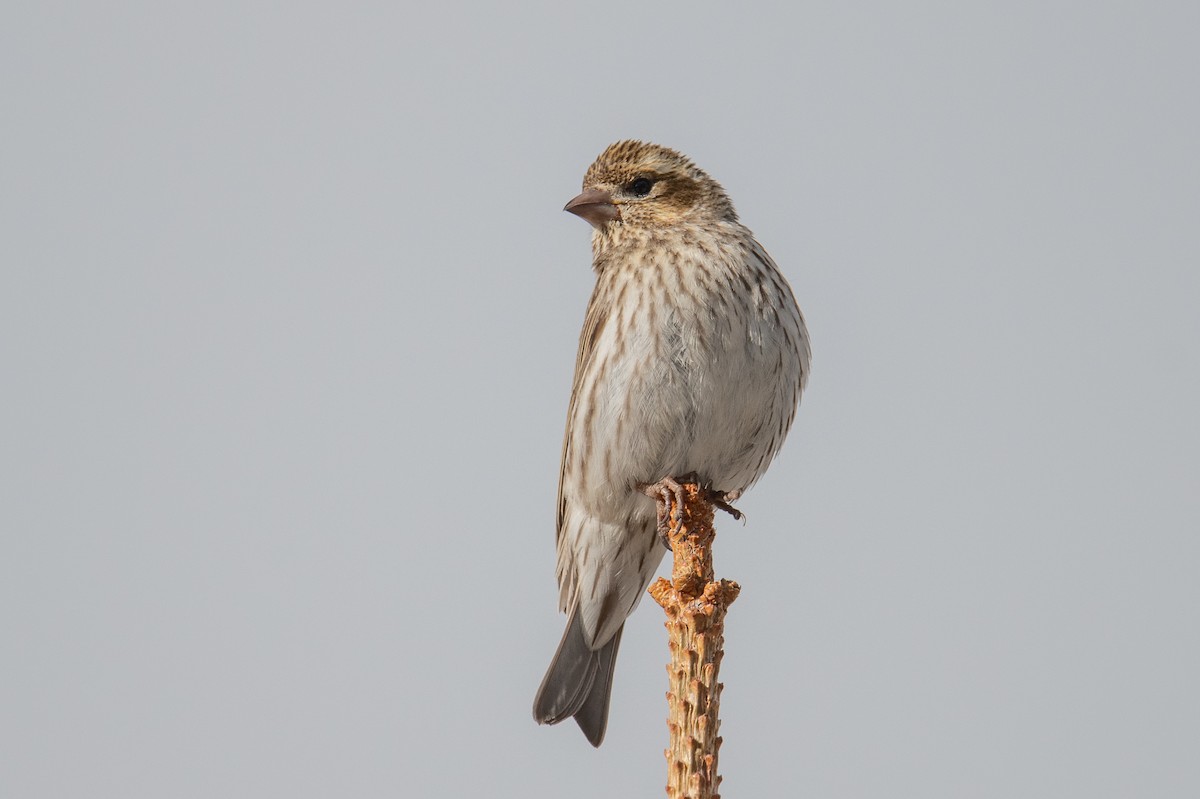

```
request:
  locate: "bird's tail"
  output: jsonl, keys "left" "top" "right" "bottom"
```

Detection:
{"left": 532, "top": 607, "right": 623, "bottom": 747}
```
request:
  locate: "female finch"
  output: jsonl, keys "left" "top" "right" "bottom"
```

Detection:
{"left": 533, "top": 141, "right": 810, "bottom": 746}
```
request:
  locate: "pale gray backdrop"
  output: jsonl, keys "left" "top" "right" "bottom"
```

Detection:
{"left": 3, "top": 2, "right": 1197, "bottom": 797}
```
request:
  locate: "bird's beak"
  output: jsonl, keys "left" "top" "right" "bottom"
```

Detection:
{"left": 564, "top": 187, "right": 619, "bottom": 228}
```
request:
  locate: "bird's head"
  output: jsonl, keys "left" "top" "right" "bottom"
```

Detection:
{"left": 564, "top": 141, "right": 737, "bottom": 231}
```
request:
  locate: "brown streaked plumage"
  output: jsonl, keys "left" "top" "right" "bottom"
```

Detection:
{"left": 533, "top": 141, "right": 810, "bottom": 746}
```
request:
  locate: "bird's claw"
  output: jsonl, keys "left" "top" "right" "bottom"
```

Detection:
{"left": 707, "top": 487, "right": 745, "bottom": 522}
{"left": 638, "top": 475, "right": 745, "bottom": 549}
{"left": 639, "top": 476, "right": 688, "bottom": 550}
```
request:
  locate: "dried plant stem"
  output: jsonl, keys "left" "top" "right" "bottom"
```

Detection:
{"left": 646, "top": 480, "right": 740, "bottom": 799}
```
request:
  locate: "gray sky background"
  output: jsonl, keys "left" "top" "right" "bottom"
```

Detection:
{"left": 3, "top": 2, "right": 1198, "bottom": 797}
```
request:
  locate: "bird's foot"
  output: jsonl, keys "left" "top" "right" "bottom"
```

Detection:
{"left": 638, "top": 475, "right": 744, "bottom": 548}
{"left": 706, "top": 487, "right": 745, "bottom": 522}
{"left": 638, "top": 476, "right": 690, "bottom": 550}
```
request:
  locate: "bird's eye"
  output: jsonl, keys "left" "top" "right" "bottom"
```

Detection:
{"left": 628, "top": 177, "right": 654, "bottom": 197}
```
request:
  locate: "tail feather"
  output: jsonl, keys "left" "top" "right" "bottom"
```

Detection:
{"left": 533, "top": 609, "right": 624, "bottom": 747}
{"left": 570, "top": 628, "right": 621, "bottom": 746}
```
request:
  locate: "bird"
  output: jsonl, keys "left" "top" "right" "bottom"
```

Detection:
{"left": 532, "top": 140, "right": 810, "bottom": 746}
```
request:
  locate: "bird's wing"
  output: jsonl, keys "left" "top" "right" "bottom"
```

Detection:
{"left": 750, "top": 238, "right": 811, "bottom": 394}
{"left": 555, "top": 284, "right": 611, "bottom": 541}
